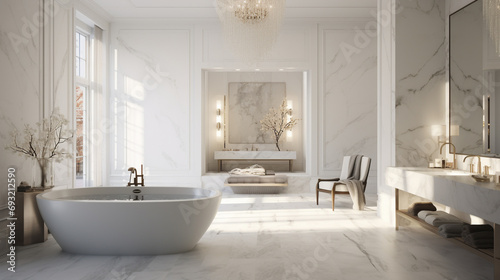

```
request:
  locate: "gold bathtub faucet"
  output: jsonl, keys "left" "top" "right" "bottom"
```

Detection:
{"left": 127, "top": 164, "right": 145, "bottom": 186}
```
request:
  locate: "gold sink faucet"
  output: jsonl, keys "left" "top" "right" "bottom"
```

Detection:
{"left": 439, "top": 142, "right": 456, "bottom": 169}
{"left": 463, "top": 155, "right": 481, "bottom": 174}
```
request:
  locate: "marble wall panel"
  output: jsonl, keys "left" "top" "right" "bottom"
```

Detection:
{"left": 395, "top": 0, "right": 446, "bottom": 167}
{"left": 110, "top": 29, "right": 191, "bottom": 178}
{"left": 319, "top": 29, "right": 377, "bottom": 189}
{"left": 0, "top": 0, "right": 43, "bottom": 208}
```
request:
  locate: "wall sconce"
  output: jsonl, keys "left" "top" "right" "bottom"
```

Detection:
{"left": 450, "top": 125, "right": 460, "bottom": 136}
{"left": 216, "top": 101, "right": 222, "bottom": 137}
{"left": 286, "top": 99, "right": 293, "bottom": 140}
{"left": 286, "top": 100, "right": 293, "bottom": 117}
{"left": 431, "top": 125, "right": 446, "bottom": 145}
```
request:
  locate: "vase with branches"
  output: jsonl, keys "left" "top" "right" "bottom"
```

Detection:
{"left": 260, "top": 98, "right": 299, "bottom": 151}
{"left": 7, "top": 109, "right": 73, "bottom": 188}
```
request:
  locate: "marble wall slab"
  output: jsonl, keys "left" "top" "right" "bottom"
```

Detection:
{"left": 319, "top": 28, "right": 377, "bottom": 192}
{"left": 395, "top": 0, "right": 446, "bottom": 167}
{"left": 0, "top": 0, "right": 43, "bottom": 210}
{"left": 109, "top": 28, "right": 191, "bottom": 182}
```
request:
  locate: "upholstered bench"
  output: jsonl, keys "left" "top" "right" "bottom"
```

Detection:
{"left": 224, "top": 175, "right": 288, "bottom": 194}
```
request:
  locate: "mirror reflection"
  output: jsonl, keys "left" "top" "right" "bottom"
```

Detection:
{"left": 449, "top": 0, "right": 500, "bottom": 157}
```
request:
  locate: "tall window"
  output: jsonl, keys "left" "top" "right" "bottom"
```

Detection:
{"left": 76, "top": 32, "right": 87, "bottom": 78}
{"left": 75, "top": 28, "right": 91, "bottom": 187}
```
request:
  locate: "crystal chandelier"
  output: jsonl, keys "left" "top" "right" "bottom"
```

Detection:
{"left": 484, "top": 0, "right": 500, "bottom": 55}
{"left": 215, "top": 0, "right": 286, "bottom": 63}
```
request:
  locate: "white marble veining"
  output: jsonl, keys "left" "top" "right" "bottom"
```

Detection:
{"left": 0, "top": 193, "right": 493, "bottom": 280}
{"left": 214, "top": 151, "right": 296, "bottom": 160}
{"left": 321, "top": 28, "right": 377, "bottom": 176}
{"left": 227, "top": 82, "right": 286, "bottom": 144}
{"left": 386, "top": 167, "right": 500, "bottom": 224}
{"left": 109, "top": 28, "right": 191, "bottom": 183}
{"left": 395, "top": 0, "right": 447, "bottom": 167}
{"left": 0, "top": 0, "right": 44, "bottom": 210}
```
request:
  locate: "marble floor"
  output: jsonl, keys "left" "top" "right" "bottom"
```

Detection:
{"left": 0, "top": 193, "right": 493, "bottom": 280}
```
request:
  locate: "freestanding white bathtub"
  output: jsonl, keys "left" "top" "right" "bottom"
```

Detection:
{"left": 36, "top": 187, "right": 221, "bottom": 255}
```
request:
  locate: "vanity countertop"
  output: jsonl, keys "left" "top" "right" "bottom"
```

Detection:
{"left": 214, "top": 151, "right": 296, "bottom": 160}
{"left": 386, "top": 167, "right": 500, "bottom": 224}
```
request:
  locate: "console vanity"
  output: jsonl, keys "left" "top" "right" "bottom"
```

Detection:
{"left": 386, "top": 167, "right": 500, "bottom": 279}
{"left": 214, "top": 151, "right": 296, "bottom": 172}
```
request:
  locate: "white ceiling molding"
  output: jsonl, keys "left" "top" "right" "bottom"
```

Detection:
{"left": 87, "top": 0, "right": 376, "bottom": 20}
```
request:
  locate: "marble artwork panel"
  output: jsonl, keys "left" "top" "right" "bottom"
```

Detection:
{"left": 228, "top": 82, "right": 286, "bottom": 144}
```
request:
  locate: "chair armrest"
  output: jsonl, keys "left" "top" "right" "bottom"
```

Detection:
{"left": 316, "top": 178, "right": 340, "bottom": 189}
{"left": 317, "top": 178, "right": 340, "bottom": 182}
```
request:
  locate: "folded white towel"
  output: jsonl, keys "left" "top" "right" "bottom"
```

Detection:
{"left": 417, "top": 210, "right": 437, "bottom": 220}
{"left": 229, "top": 164, "right": 266, "bottom": 176}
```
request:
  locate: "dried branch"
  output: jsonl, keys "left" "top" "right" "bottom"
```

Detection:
{"left": 6, "top": 108, "right": 74, "bottom": 162}
{"left": 260, "top": 98, "right": 299, "bottom": 151}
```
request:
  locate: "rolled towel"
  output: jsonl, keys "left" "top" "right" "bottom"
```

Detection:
{"left": 408, "top": 202, "right": 437, "bottom": 216}
{"left": 464, "top": 231, "right": 494, "bottom": 249}
{"left": 229, "top": 164, "right": 266, "bottom": 176}
{"left": 462, "top": 224, "right": 494, "bottom": 237}
{"left": 424, "top": 211, "right": 462, "bottom": 227}
{"left": 417, "top": 210, "right": 437, "bottom": 220}
{"left": 438, "top": 224, "right": 464, "bottom": 238}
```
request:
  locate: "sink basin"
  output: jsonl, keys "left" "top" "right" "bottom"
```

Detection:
{"left": 471, "top": 174, "right": 492, "bottom": 182}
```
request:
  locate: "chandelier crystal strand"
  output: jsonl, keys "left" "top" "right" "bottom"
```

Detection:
{"left": 216, "top": 0, "right": 286, "bottom": 63}
{"left": 484, "top": 0, "right": 500, "bottom": 55}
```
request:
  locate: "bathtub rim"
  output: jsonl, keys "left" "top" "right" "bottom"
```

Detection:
{"left": 36, "top": 186, "right": 222, "bottom": 203}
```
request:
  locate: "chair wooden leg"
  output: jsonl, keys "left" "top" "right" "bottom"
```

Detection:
{"left": 331, "top": 185, "right": 336, "bottom": 211}
{"left": 316, "top": 188, "right": 319, "bottom": 205}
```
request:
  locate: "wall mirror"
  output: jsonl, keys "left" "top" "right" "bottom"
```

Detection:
{"left": 226, "top": 82, "right": 286, "bottom": 144}
{"left": 449, "top": 0, "right": 500, "bottom": 157}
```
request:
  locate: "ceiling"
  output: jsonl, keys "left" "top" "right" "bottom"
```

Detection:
{"left": 88, "top": 0, "right": 377, "bottom": 20}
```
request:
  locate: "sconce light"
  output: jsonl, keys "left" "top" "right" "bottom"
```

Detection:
{"left": 286, "top": 100, "right": 293, "bottom": 117}
{"left": 431, "top": 125, "right": 446, "bottom": 145}
{"left": 286, "top": 100, "right": 293, "bottom": 140}
{"left": 216, "top": 101, "right": 222, "bottom": 137}
{"left": 450, "top": 125, "right": 460, "bottom": 136}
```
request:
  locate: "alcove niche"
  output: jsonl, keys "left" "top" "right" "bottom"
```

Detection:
{"left": 204, "top": 71, "right": 307, "bottom": 173}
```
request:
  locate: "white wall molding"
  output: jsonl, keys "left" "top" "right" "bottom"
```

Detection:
{"left": 377, "top": 0, "right": 397, "bottom": 225}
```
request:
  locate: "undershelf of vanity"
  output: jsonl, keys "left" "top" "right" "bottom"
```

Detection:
{"left": 396, "top": 209, "right": 494, "bottom": 262}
